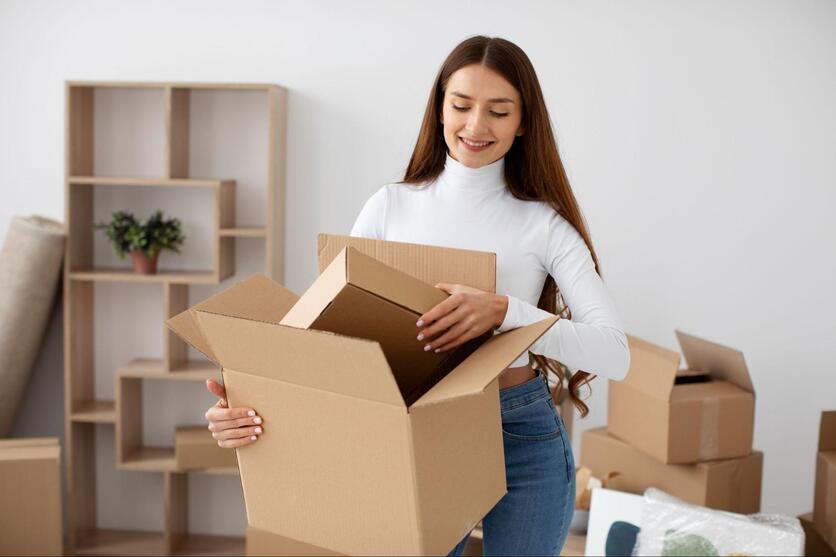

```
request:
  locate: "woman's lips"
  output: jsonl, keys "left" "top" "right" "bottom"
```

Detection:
{"left": 459, "top": 137, "right": 494, "bottom": 152}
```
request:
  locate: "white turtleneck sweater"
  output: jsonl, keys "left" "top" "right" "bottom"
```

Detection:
{"left": 349, "top": 154, "right": 629, "bottom": 379}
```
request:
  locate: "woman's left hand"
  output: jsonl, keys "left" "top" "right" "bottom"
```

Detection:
{"left": 416, "top": 282, "right": 509, "bottom": 353}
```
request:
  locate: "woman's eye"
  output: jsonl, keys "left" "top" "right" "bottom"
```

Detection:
{"left": 453, "top": 105, "right": 469, "bottom": 112}
{"left": 491, "top": 111, "right": 509, "bottom": 118}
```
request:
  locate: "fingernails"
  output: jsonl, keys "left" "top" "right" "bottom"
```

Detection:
{"left": 253, "top": 417, "right": 262, "bottom": 424}
{"left": 434, "top": 348, "right": 441, "bottom": 353}
{"left": 416, "top": 333, "right": 424, "bottom": 341}
{"left": 416, "top": 320, "right": 424, "bottom": 327}
{"left": 424, "top": 344, "right": 432, "bottom": 352}
{"left": 247, "top": 410, "right": 255, "bottom": 417}
{"left": 254, "top": 427, "right": 262, "bottom": 434}
{"left": 250, "top": 435, "right": 257, "bottom": 441}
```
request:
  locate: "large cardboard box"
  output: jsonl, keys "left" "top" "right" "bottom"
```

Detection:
{"left": 0, "top": 437, "right": 62, "bottom": 556}
{"left": 175, "top": 425, "right": 238, "bottom": 470}
{"left": 168, "top": 244, "right": 557, "bottom": 556}
{"left": 814, "top": 411, "right": 836, "bottom": 549}
{"left": 608, "top": 331, "right": 755, "bottom": 464}
{"left": 580, "top": 427, "right": 762, "bottom": 514}
{"left": 801, "top": 513, "right": 836, "bottom": 557}
{"left": 246, "top": 526, "right": 343, "bottom": 556}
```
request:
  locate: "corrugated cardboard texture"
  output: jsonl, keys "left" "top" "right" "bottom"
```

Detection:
{"left": 581, "top": 428, "right": 762, "bottom": 514}
{"left": 608, "top": 332, "right": 755, "bottom": 464}
{"left": 0, "top": 438, "right": 62, "bottom": 555}
{"left": 246, "top": 526, "right": 345, "bottom": 556}
{"left": 676, "top": 330, "right": 754, "bottom": 393}
{"left": 815, "top": 412, "right": 836, "bottom": 549}
{"left": 166, "top": 274, "right": 299, "bottom": 364}
{"left": 409, "top": 381, "right": 505, "bottom": 553}
{"left": 225, "top": 369, "right": 419, "bottom": 555}
{"left": 318, "top": 233, "right": 496, "bottom": 293}
{"left": 175, "top": 426, "right": 238, "bottom": 470}
{"left": 197, "top": 311, "right": 403, "bottom": 407}
{"left": 800, "top": 513, "right": 836, "bottom": 557}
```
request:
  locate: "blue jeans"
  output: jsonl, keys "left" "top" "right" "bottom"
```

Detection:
{"left": 447, "top": 370, "right": 576, "bottom": 556}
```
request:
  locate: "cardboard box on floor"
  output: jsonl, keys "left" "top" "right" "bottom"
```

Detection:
{"left": 167, "top": 239, "right": 558, "bottom": 556}
{"left": 800, "top": 513, "right": 836, "bottom": 557}
{"left": 814, "top": 411, "right": 836, "bottom": 550}
{"left": 580, "top": 428, "right": 762, "bottom": 514}
{"left": 0, "top": 438, "right": 62, "bottom": 556}
{"left": 175, "top": 425, "right": 238, "bottom": 470}
{"left": 608, "top": 331, "right": 755, "bottom": 464}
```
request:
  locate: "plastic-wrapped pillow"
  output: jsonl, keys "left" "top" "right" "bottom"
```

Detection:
{"left": 635, "top": 488, "right": 804, "bottom": 556}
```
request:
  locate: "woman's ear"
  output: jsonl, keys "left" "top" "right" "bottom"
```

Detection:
{"left": 515, "top": 125, "right": 525, "bottom": 137}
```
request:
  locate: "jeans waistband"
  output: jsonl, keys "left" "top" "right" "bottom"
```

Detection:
{"left": 499, "top": 369, "right": 550, "bottom": 410}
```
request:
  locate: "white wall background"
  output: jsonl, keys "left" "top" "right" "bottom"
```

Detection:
{"left": 3, "top": 0, "right": 835, "bottom": 537}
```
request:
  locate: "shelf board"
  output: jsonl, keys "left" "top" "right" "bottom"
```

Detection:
{"left": 73, "top": 528, "right": 245, "bottom": 556}
{"left": 219, "top": 226, "right": 266, "bottom": 238}
{"left": 67, "top": 80, "right": 279, "bottom": 91}
{"left": 72, "top": 400, "right": 116, "bottom": 423}
{"left": 118, "top": 358, "right": 219, "bottom": 381}
{"left": 74, "top": 528, "right": 165, "bottom": 556}
{"left": 69, "top": 268, "right": 217, "bottom": 284}
{"left": 68, "top": 176, "right": 234, "bottom": 189}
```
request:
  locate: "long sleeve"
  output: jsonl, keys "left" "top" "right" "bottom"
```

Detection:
{"left": 496, "top": 213, "right": 630, "bottom": 381}
{"left": 349, "top": 185, "right": 389, "bottom": 240}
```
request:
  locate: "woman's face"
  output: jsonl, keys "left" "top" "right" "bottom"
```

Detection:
{"left": 441, "top": 64, "right": 524, "bottom": 169}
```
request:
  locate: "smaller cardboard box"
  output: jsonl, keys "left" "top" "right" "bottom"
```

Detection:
{"left": 814, "top": 411, "right": 836, "bottom": 549}
{"left": 168, "top": 244, "right": 558, "bottom": 556}
{"left": 0, "top": 437, "right": 62, "bottom": 556}
{"left": 580, "top": 428, "right": 762, "bottom": 514}
{"left": 800, "top": 513, "right": 836, "bottom": 557}
{"left": 175, "top": 425, "right": 238, "bottom": 470}
{"left": 608, "top": 330, "right": 755, "bottom": 464}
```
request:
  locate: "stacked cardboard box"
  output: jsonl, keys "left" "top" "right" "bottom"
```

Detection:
{"left": 169, "top": 235, "right": 558, "bottom": 556}
{"left": 581, "top": 331, "right": 763, "bottom": 514}
{"left": 811, "top": 411, "right": 836, "bottom": 554}
{"left": 0, "top": 437, "right": 62, "bottom": 556}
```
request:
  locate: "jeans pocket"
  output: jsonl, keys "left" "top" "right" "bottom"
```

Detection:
{"left": 501, "top": 397, "right": 562, "bottom": 441}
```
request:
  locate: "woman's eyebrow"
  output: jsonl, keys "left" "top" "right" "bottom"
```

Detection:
{"left": 450, "top": 91, "right": 515, "bottom": 104}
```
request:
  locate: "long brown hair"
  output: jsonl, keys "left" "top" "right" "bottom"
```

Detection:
{"left": 402, "top": 35, "right": 598, "bottom": 416}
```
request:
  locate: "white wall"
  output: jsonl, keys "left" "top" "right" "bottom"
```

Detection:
{"left": 3, "top": 0, "right": 835, "bottom": 534}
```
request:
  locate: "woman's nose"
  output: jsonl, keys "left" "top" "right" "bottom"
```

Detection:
{"left": 465, "top": 110, "right": 490, "bottom": 136}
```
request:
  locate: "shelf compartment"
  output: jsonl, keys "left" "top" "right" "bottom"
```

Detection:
{"left": 71, "top": 400, "right": 116, "bottom": 423}
{"left": 119, "top": 446, "right": 237, "bottom": 475}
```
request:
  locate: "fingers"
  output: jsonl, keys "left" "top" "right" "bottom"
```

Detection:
{"left": 418, "top": 304, "right": 468, "bottom": 347}
{"left": 205, "top": 404, "right": 258, "bottom": 424}
{"left": 206, "top": 379, "right": 227, "bottom": 407}
{"left": 211, "top": 424, "right": 263, "bottom": 442}
{"left": 208, "top": 414, "right": 262, "bottom": 432}
{"left": 417, "top": 293, "right": 462, "bottom": 330}
{"left": 218, "top": 435, "right": 260, "bottom": 449}
{"left": 428, "top": 319, "right": 475, "bottom": 353}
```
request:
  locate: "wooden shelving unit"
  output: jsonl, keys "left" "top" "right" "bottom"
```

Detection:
{"left": 63, "top": 81, "right": 286, "bottom": 555}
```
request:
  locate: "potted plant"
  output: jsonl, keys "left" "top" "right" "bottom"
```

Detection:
{"left": 95, "top": 210, "right": 185, "bottom": 274}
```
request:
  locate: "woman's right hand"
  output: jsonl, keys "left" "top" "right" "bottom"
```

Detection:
{"left": 205, "top": 378, "right": 263, "bottom": 448}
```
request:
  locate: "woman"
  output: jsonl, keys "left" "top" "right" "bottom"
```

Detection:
{"left": 205, "top": 35, "right": 629, "bottom": 556}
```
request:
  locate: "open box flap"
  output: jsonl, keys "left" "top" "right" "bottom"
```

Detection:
{"left": 165, "top": 274, "right": 299, "bottom": 365}
{"left": 318, "top": 233, "right": 497, "bottom": 293}
{"left": 622, "top": 334, "right": 681, "bottom": 400}
{"left": 413, "top": 316, "right": 560, "bottom": 408}
{"left": 675, "top": 330, "right": 754, "bottom": 393}
{"left": 279, "top": 248, "right": 349, "bottom": 329}
{"left": 819, "top": 411, "right": 836, "bottom": 452}
{"left": 281, "top": 246, "right": 448, "bottom": 329}
{"left": 195, "top": 311, "right": 405, "bottom": 407}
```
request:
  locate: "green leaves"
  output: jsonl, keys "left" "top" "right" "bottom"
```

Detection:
{"left": 95, "top": 210, "right": 185, "bottom": 259}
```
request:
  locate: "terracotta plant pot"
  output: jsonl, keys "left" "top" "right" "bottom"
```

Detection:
{"left": 131, "top": 250, "right": 160, "bottom": 275}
